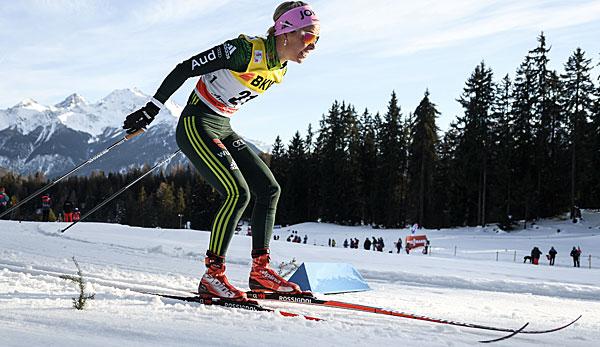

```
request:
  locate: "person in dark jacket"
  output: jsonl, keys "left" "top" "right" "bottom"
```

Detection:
{"left": 570, "top": 246, "right": 581, "bottom": 267}
{"left": 63, "top": 200, "right": 74, "bottom": 222}
{"left": 363, "top": 237, "right": 372, "bottom": 250}
{"left": 547, "top": 246, "right": 557, "bottom": 266}
{"left": 396, "top": 238, "right": 402, "bottom": 253}
{"left": 0, "top": 187, "right": 10, "bottom": 217}
{"left": 41, "top": 194, "right": 52, "bottom": 222}
{"left": 531, "top": 247, "right": 542, "bottom": 265}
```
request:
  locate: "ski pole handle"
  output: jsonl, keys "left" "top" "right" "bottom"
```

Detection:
{"left": 125, "top": 128, "right": 145, "bottom": 140}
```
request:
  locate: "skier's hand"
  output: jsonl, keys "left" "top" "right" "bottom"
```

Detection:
{"left": 123, "top": 102, "right": 160, "bottom": 134}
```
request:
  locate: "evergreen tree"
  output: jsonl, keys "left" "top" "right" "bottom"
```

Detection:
{"left": 341, "top": 105, "right": 362, "bottom": 225}
{"left": 456, "top": 61, "right": 495, "bottom": 226}
{"left": 490, "top": 74, "right": 515, "bottom": 225}
{"left": 156, "top": 182, "right": 178, "bottom": 228}
{"left": 528, "top": 32, "right": 564, "bottom": 218}
{"left": 357, "top": 108, "right": 378, "bottom": 225}
{"left": 270, "top": 136, "right": 289, "bottom": 224}
{"left": 304, "top": 123, "right": 320, "bottom": 221}
{"left": 561, "top": 48, "right": 596, "bottom": 218}
{"left": 316, "top": 101, "right": 346, "bottom": 223}
{"left": 284, "top": 131, "right": 308, "bottom": 224}
{"left": 407, "top": 90, "right": 440, "bottom": 228}
{"left": 376, "top": 92, "right": 407, "bottom": 227}
{"left": 511, "top": 50, "right": 538, "bottom": 226}
{"left": 591, "top": 61, "right": 600, "bottom": 206}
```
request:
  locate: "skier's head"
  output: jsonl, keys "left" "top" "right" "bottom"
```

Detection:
{"left": 269, "top": 2, "right": 320, "bottom": 64}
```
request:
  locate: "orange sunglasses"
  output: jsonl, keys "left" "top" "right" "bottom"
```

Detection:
{"left": 300, "top": 30, "right": 319, "bottom": 45}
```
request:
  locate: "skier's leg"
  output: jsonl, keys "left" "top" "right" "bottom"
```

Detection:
{"left": 223, "top": 134, "right": 279, "bottom": 251}
{"left": 223, "top": 134, "right": 301, "bottom": 293}
{"left": 176, "top": 113, "right": 250, "bottom": 300}
{"left": 177, "top": 115, "right": 250, "bottom": 257}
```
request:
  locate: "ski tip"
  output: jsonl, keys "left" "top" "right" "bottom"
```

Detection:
{"left": 479, "top": 322, "right": 529, "bottom": 344}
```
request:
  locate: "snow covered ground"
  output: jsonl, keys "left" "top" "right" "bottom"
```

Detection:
{"left": 1, "top": 211, "right": 600, "bottom": 346}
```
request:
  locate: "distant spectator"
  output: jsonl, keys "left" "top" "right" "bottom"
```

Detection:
{"left": 423, "top": 239, "right": 430, "bottom": 255}
{"left": 0, "top": 187, "right": 10, "bottom": 217}
{"left": 343, "top": 239, "right": 349, "bottom": 248}
{"left": 411, "top": 223, "right": 419, "bottom": 234}
{"left": 371, "top": 237, "right": 377, "bottom": 251}
{"left": 396, "top": 238, "right": 402, "bottom": 253}
{"left": 354, "top": 238, "right": 359, "bottom": 249}
{"left": 547, "top": 246, "right": 557, "bottom": 266}
{"left": 73, "top": 207, "right": 81, "bottom": 222}
{"left": 363, "top": 237, "right": 372, "bottom": 250}
{"left": 41, "top": 194, "right": 52, "bottom": 222}
{"left": 63, "top": 200, "right": 74, "bottom": 222}
{"left": 531, "top": 247, "right": 542, "bottom": 265}
{"left": 303, "top": 235, "right": 308, "bottom": 244}
{"left": 376, "top": 237, "right": 384, "bottom": 252}
{"left": 328, "top": 238, "right": 332, "bottom": 247}
{"left": 570, "top": 246, "right": 581, "bottom": 267}
{"left": 331, "top": 239, "right": 336, "bottom": 247}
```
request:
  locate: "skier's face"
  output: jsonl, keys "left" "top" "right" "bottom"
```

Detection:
{"left": 280, "top": 24, "right": 320, "bottom": 64}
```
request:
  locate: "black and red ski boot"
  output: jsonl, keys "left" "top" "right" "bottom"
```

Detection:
{"left": 198, "top": 251, "right": 248, "bottom": 301}
{"left": 249, "top": 249, "right": 303, "bottom": 294}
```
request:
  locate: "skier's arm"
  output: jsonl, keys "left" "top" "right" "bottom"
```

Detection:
{"left": 122, "top": 38, "right": 250, "bottom": 134}
{"left": 152, "top": 38, "right": 252, "bottom": 104}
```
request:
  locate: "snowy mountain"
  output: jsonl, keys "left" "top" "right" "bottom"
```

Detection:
{"left": 0, "top": 89, "right": 267, "bottom": 177}
{"left": 1, "top": 211, "right": 599, "bottom": 346}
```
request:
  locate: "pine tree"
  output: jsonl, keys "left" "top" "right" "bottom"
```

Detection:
{"left": 358, "top": 108, "right": 378, "bottom": 225}
{"left": 511, "top": 50, "right": 538, "bottom": 226}
{"left": 490, "top": 74, "right": 514, "bottom": 225}
{"left": 304, "top": 123, "right": 319, "bottom": 221}
{"left": 376, "top": 92, "right": 407, "bottom": 227}
{"left": 456, "top": 61, "right": 495, "bottom": 226}
{"left": 342, "top": 105, "right": 362, "bottom": 225}
{"left": 316, "top": 101, "right": 346, "bottom": 223}
{"left": 528, "top": 32, "right": 564, "bottom": 218}
{"left": 270, "top": 136, "right": 289, "bottom": 224}
{"left": 175, "top": 187, "right": 186, "bottom": 227}
{"left": 561, "top": 48, "right": 595, "bottom": 218}
{"left": 284, "top": 131, "right": 308, "bottom": 224}
{"left": 433, "top": 123, "right": 462, "bottom": 226}
{"left": 407, "top": 90, "right": 440, "bottom": 228}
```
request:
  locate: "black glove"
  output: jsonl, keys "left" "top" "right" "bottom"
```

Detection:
{"left": 123, "top": 101, "right": 160, "bottom": 134}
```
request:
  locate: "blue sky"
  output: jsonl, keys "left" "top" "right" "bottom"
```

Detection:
{"left": 1, "top": 0, "right": 600, "bottom": 144}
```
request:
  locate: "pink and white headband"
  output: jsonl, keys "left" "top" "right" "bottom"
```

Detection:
{"left": 274, "top": 5, "right": 319, "bottom": 36}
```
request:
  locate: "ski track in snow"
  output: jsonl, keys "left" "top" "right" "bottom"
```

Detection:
{"left": 2, "top": 214, "right": 600, "bottom": 346}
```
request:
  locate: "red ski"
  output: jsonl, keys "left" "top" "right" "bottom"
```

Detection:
{"left": 246, "top": 291, "right": 581, "bottom": 337}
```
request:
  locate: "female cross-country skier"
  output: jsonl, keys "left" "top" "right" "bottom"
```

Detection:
{"left": 122, "top": 2, "right": 320, "bottom": 302}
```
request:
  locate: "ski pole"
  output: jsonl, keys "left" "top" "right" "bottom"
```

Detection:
{"left": 0, "top": 129, "right": 145, "bottom": 219}
{"left": 60, "top": 149, "right": 181, "bottom": 233}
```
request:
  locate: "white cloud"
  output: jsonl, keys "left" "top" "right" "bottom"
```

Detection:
{"left": 313, "top": 0, "right": 600, "bottom": 56}
{"left": 132, "top": 0, "right": 233, "bottom": 24}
